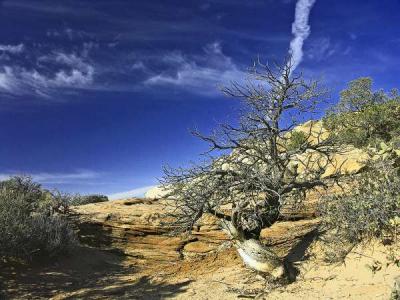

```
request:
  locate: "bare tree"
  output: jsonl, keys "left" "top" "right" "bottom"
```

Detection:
{"left": 160, "top": 58, "right": 342, "bottom": 278}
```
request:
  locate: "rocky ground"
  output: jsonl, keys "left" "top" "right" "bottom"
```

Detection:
{"left": 1, "top": 197, "right": 399, "bottom": 299}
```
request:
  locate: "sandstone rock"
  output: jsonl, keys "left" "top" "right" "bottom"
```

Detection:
{"left": 183, "top": 241, "right": 214, "bottom": 254}
{"left": 292, "top": 120, "right": 330, "bottom": 144}
{"left": 70, "top": 198, "right": 320, "bottom": 266}
{"left": 144, "top": 186, "right": 170, "bottom": 199}
{"left": 71, "top": 199, "right": 229, "bottom": 265}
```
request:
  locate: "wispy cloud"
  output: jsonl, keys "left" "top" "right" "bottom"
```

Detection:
{"left": 0, "top": 43, "right": 24, "bottom": 54}
{"left": 288, "top": 0, "right": 317, "bottom": 71}
{"left": 307, "top": 37, "right": 338, "bottom": 61}
{"left": 51, "top": 52, "right": 94, "bottom": 86}
{"left": 46, "top": 28, "right": 94, "bottom": 41}
{"left": 145, "top": 42, "right": 245, "bottom": 96}
{"left": 3, "top": 0, "right": 100, "bottom": 18}
{"left": 0, "top": 67, "right": 18, "bottom": 92}
{"left": 0, "top": 49, "right": 95, "bottom": 97}
{"left": 0, "top": 170, "right": 101, "bottom": 184}
{"left": 108, "top": 185, "right": 156, "bottom": 200}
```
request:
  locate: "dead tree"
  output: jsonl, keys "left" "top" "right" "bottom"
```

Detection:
{"left": 160, "top": 58, "right": 343, "bottom": 278}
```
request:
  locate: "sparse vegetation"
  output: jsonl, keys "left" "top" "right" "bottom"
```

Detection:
{"left": 317, "top": 77, "right": 400, "bottom": 261}
{"left": 0, "top": 176, "right": 77, "bottom": 261}
{"left": 69, "top": 194, "right": 109, "bottom": 206}
{"left": 318, "top": 157, "right": 400, "bottom": 261}
{"left": 323, "top": 77, "right": 400, "bottom": 148}
{"left": 391, "top": 276, "right": 400, "bottom": 300}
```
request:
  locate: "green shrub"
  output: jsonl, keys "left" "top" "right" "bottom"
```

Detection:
{"left": 69, "top": 194, "right": 108, "bottom": 206}
{"left": 318, "top": 158, "right": 400, "bottom": 260}
{"left": 286, "top": 131, "right": 308, "bottom": 152}
{"left": 0, "top": 176, "right": 77, "bottom": 261}
{"left": 323, "top": 77, "right": 400, "bottom": 148}
{"left": 391, "top": 277, "right": 400, "bottom": 300}
{"left": 324, "top": 101, "right": 400, "bottom": 148}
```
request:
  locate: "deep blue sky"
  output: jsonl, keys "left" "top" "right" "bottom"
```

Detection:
{"left": 0, "top": 0, "right": 399, "bottom": 198}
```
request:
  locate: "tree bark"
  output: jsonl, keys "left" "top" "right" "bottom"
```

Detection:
{"left": 223, "top": 210, "right": 285, "bottom": 278}
{"left": 236, "top": 238, "right": 285, "bottom": 278}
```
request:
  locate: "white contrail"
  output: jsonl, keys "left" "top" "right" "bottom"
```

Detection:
{"left": 288, "top": 0, "right": 317, "bottom": 72}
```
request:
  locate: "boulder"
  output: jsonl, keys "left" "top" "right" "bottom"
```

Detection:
{"left": 144, "top": 186, "right": 170, "bottom": 199}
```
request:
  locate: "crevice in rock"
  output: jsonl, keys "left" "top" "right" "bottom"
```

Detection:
{"left": 176, "top": 237, "right": 199, "bottom": 260}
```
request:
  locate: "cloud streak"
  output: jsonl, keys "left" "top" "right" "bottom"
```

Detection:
{"left": 145, "top": 42, "right": 246, "bottom": 96}
{"left": 0, "top": 43, "right": 24, "bottom": 54}
{"left": 288, "top": 0, "right": 317, "bottom": 71}
{"left": 0, "top": 170, "right": 101, "bottom": 184}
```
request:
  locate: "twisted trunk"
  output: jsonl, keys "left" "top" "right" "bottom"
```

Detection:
{"left": 223, "top": 202, "right": 285, "bottom": 278}
{"left": 236, "top": 238, "right": 285, "bottom": 278}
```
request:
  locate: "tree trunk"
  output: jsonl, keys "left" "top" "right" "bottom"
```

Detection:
{"left": 236, "top": 238, "right": 285, "bottom": 278}
{"left": 222, "top": 214, "right": 285, "bottom": 279}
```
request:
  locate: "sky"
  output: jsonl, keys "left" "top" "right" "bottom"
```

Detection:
{"left": 0, "top": 0, "right": 399, "bottom": 199}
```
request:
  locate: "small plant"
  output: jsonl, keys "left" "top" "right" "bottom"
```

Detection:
{"left": 286, "top": 131, "right": 308, "bottom": 152}
{"left": 0, "top": 176, "right": 77, "bottom": 261}
{"left": 391, "top": 276, "right": 400, "bottom": 300}
{"left": 387, "top": 252, "right": 400, "bottom": 268}
{"left": 366, "top": 260, "right": 382, "bottom": 274}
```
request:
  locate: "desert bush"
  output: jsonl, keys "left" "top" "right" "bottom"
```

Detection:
{"left": 324, "top": 77, "right": 400, "bottom": 148}
{"left": 69, "top": 194, "right": 108, "bottom": 206}
{"left": 0, "top": 176, "right": 77, "bottom": 261}
{"left": 318, "top": 158, "right": 400, "bottom": 261}
{"left": 0, "top": 176, "right": 46, "bottom": 213}
{"left": 391, "top": 276, "right": 400, "bottom": 300}
{"left": 286, "top": 131, "right": 308, "bottom": 152}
